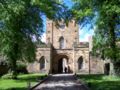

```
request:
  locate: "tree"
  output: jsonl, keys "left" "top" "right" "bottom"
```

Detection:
{"left": 72, "top": 0, "right": 120, "bottom": 75}
{"left": 0, "top": 0, "right": 67, "bottom": 79}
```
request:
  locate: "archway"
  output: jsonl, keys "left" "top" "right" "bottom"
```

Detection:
{"left": 104, "top": 63, "right": 110, "bottom": 75}
{"left": 39, "top": 56, "right": 45, "bottom": 70}
{"left": 52, "top": 54, "right": 69, "bottom": 74}
{"left": 78, "top": 56, "right": 83, "bottom": 70}
{"left": 58, "top": 58, "right": 68, "bottom": 73}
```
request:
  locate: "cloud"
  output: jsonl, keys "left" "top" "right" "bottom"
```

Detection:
{"left": 79, "top": 28, "right": 94, "bottom": 42}
{"left": 80, "top": 33, "right": 90, "bottom": 42}
{"left": 41, "top": 33, "right": 46, "bottom": 43}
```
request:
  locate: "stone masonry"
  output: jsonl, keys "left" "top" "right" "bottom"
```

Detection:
{"left": 27, "top": 20, "right": 105, "bottom": 74}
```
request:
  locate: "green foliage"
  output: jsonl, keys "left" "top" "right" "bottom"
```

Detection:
{"left": 1, "top": 73, "right": 13, "bottom": 79}
{"left": 17, "top": 63, "right": 26, "bottom": 69}
{"left": 0, "top": 0, "right": 67, "bottom": 79}
{"left": 16, "top": 62, "right": 28, "bottom": 74}
{"left": 72, "top": 0, "right": 120, "bottom": 75}
{"left": 72, "top": 0, "right": 94, "bottom": 24}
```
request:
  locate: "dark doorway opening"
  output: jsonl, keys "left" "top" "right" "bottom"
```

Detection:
{"left": 104, "top": 63, "right": 110, "bottom": 75}
{"left": 58, "top": 58, "right": 63, "bottom": 73}
{"left": 78, "top": 56, "right": 83, "bottom": 70}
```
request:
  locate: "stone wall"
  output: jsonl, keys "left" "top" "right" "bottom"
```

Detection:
{"left": 26, "top": 19, "right": 105, "bottom": 75}
{"left": 74, "top": 48, "right": 90, "bottom": 74}
{"left": 46, "top": 20, "right": 79, "bottom": 49}
{"left": 90, "top": 56, "right": 104, "bottom": 74}
{"left": 27, "top": 47, "right": 51, "bottom": 74}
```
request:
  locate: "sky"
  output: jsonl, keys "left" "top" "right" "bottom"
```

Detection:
{"left": 41, "top": 0, "right": 94, "bottom": 42}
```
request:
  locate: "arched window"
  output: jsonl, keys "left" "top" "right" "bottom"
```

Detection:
{"left": 39, "top": 56, "right": 45, "bottom": 70}
{"left": 78, "top": 56, "right": 83, "bottom": 70}
{"left": 59, "top": 24, "right": 65, "bottom": 30}
{"left": 59, "top": 37, "right": 64, "bottom": 49}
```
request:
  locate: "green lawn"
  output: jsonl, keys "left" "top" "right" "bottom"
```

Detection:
{"left": 0, "top": 73, "right": 47, "bottom": 90}
{"left": 77, "top": 74, "right": 120, "bottom": 90}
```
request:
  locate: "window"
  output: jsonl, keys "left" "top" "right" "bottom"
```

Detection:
{"left": 40, "top": 56, "right": 45, "bottom": 70}
{"left": 59, "top": 37, "right": 64, "bottom": 49}
{"left": 59, "top": 24, "right": 65, "bottom": 30}
{"left": 78, "top": 56, "right": 83, "bottom": 70}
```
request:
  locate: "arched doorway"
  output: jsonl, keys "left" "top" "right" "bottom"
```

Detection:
{"left": 52, "top": 54, "right": 71, "bottom": 74}
{"left": 39, "top": 56, "right": 45, "bottom": 70}
{"left": 58, "top": 58, "right": 68, "bottom": 73}
{"left": 104, "top": 63, "right": 110, "bottom": 75}
{"left": 78, "top": 56, "right": 83, "bottom": 70}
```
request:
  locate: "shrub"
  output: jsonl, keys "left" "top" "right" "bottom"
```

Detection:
{"left": 16, "top": 63, "right": 28, "bottom": 74}
{"left": 1, "top": 73, "right": 13, "bottom": 79}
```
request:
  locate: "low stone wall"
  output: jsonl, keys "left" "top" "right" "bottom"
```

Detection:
{"left": 90, "top": 56, "right": 104, "bottom": 74}
{"left": 27, "top": 62, "right": 48, "bottom": 74}
{"left": 27, "top": 62, "right": 40, "bottom": 73}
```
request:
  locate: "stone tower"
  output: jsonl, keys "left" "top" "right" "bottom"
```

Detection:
{"left": 46, "top": 20, "right": 79, "bottom": 49}
{"left": 27, "top": 19, "right": 104, "bottom": 74}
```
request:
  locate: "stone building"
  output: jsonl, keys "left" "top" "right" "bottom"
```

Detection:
{"left": 27, "top": 20, "right": 104, "bottom": 74}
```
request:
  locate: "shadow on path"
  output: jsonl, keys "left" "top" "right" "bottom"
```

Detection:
{"left": 33, "top": 74, "right": 89, "bottom": 90}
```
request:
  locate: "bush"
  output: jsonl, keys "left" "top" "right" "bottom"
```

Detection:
{"left": 1, "top": 73, "right": 13, "bottom": 79}
{"left": 0, "top": 60, "right": 8, "bottom": 76}
{"left": 16, "top": 63, "right": 28, "bottom": 74}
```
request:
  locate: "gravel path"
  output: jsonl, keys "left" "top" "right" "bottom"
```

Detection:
{"left": 33, "top": 74, "right": 89, "bottom": 90}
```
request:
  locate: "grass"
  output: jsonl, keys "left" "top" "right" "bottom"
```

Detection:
{"left": 1, "top": 73, "right": 119, "bottom": 90}
{"left": 0, "top": 73, "right": 47, "bottom": 90}
{"left": 77, "top": 74, "right": 120, "bottom": 90}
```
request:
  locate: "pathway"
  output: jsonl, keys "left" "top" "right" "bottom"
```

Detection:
{"left": 33, "top": 74, "right": 89, "bottom": 90}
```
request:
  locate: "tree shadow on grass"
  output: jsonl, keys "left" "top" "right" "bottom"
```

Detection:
{"left": 91, "top": 80, "right": 120, "bottom": 90}
{"left": 16, "top": 75, "right": 47, "bottom": 82}
{"left": 2, "top": 87, "right": 26, "bottom": 90}
{"left": 77, "top": 74, "right": 120, "bottom": 90}
{"left": 77, "top": 74, "right": 104, "bottom": 80}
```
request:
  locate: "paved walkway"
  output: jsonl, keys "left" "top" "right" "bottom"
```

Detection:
{"left": 33, "top": 74, "right": 89, "bottom": 90}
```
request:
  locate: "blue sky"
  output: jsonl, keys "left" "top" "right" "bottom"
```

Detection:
{"left": 41, "top": 0, "right": 94, "bottom": 42}
{"left": 63, "top": 0, "right": 74, "bottom": 8}
{"left": 63, "top": 0, "right": 94, "bottom": 42}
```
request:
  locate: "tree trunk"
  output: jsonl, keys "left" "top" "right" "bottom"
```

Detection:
{"left": 11, "top": 58, "right": 17, "bottom": 79}
{"left": 10, "top": 43, "right": 19, "bottom": 79}
{"left": 108, "top": 14, "right": 118, "bottom": 75}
